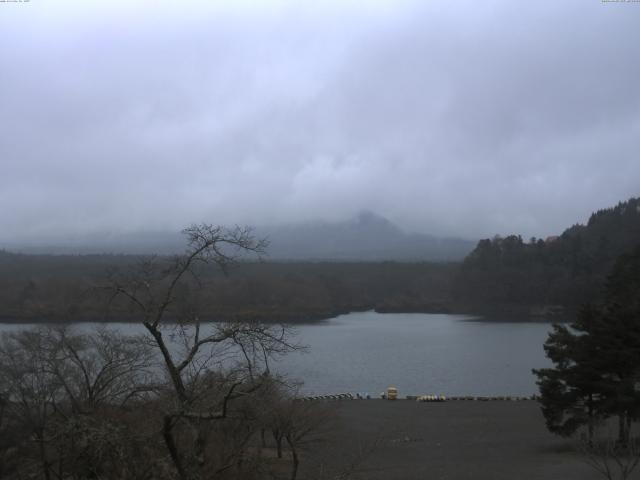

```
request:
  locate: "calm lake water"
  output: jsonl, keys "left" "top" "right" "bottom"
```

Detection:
{"left": 0, "top": 311, "right": 554, "bottom": 396}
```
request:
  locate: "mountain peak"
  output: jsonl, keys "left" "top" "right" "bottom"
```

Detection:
{"left": 353, "top": 210, "right": 390, "bottom": 226}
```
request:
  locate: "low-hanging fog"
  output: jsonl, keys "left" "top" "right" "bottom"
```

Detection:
{"left": 1, "top": 0, "right": 639, "bottom": 245}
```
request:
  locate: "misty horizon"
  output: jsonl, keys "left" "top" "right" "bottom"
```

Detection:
{"left": 1, "top": 0, "right": 639, "bottom": 244}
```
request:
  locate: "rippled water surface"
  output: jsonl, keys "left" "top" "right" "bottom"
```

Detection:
{"left": 0, "top": 311, "right": 554, "bottom": 396}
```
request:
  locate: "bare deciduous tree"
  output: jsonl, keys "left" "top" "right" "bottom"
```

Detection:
{"left": 46, "top": 326, "right": 156, "bottom": 412}
{"left": 0, "top": 329, "right": 62, "bottom": 480}
{"left": 106, "top": 224, "right": 301, "bottom": 480}
{"left": 0, "top": 326, "right": 157, "bottom": 479}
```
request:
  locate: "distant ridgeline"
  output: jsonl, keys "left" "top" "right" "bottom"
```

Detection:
{"left": 1, "top": 198, "right": 638, "bottom": 323}
{"left": 454, "top": 197, "right": 640, "bottom": 312}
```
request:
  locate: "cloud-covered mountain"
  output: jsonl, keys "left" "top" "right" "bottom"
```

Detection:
{"left": 262, "top": 211, "right": 474, "bottom": 261}
{"left": 2, "top": 211, "right": 475, "bottom": 261}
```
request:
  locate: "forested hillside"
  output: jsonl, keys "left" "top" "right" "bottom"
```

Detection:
{"left": 454, "top": 197, "right": 640, "bottom": 311}
{"left": 0, "top": 253, "right": 457, "bottom": 323}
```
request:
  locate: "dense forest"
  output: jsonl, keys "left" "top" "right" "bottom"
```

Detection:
{"left": 453, "top": 197, "right": 640, "bottom": 314}
{"left": 1, "top": 197, "right": 639, "bottom": 323}
{"left": 0, "top": 253, "right": 457, "bottom": 323}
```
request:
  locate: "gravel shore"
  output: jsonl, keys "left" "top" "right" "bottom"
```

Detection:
{"left": 303, "top": 399, "right": 602, "bottom": 480}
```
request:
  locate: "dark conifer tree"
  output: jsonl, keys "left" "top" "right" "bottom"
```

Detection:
{"left": 534, "top": 305, "right": 604, "bottom": 441}
{"left": 534, "top": 245, "right": 640, "bottom": 444}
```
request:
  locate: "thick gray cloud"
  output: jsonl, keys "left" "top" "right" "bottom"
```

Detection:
{"left": 1, "top": 0, "right": 639, "bottom": 242}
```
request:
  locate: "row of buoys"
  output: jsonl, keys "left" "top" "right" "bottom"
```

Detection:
{"left": 449, "top": 395, "right": 535, "bottom": 401}
{"left": 416, "top": 395, "right": 446, "bottom": 402}
{"left": 403, "top": 394, "right": 536, "bottom": 401}
{"left": 297, "top": 393, "right": 537, "bottom": 402}
{"left": 298, "top": 393, "right": 354, "bottom": 402}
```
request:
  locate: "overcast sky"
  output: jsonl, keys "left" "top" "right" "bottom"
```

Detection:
{"left": 1, "top": 0, "right": 639, "bottom": 242}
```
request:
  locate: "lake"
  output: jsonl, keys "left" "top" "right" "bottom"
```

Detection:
{"left": 0, "top": 311, "right": 555, "bottom": 397}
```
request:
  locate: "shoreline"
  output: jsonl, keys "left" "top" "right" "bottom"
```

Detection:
{"left": 0, "top": 303, "right": 573, "bottom": 325}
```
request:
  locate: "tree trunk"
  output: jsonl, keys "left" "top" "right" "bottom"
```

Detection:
{"left": 618, "top": 413, "right": 629, "bottom": 446}
{"left": 286, "top": 434, "right": 299, "bottom": 480}
{"left": 37, "top": 432, "right": 51, "bottom": 480}
{"left": 145, "top": 325, "right": 187, "bottom": 402}
{"left": 163, "top": 415, "right": 188, "bottom": 480}
{"left": 194, "top": 424, "right": 206, "bottom": 467}
{"left": 587, "top": 395, "right": 594, "bottom": 447}
{"left": 273, "top": 431, "right": 283, "bottom": 459}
